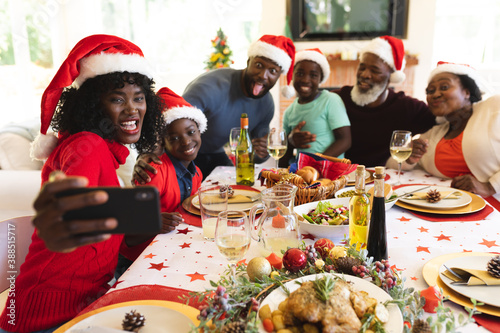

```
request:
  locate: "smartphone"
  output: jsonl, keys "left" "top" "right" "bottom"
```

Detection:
{"left": 56, "top": 186, "right": 162, "bottom": 234}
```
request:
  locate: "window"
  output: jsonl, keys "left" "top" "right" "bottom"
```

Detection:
{"left": 433, "top": 0, "right": 500, "bottom": 94}
{"left": 0, "top": 0, "right": 262, "bottom": 128}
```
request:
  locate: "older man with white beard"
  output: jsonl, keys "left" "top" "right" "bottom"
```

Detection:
{"left": 290, "top": 36, "right": 436, "bottom": 167}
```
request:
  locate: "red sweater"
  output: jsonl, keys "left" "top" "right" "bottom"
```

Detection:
{"left": 0, "top": 132, "right": 131, "bottom": 332}
{"left": 140, "top": 153, "right": 202, "bottom": 212}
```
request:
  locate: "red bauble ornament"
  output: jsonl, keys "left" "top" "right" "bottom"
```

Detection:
{"left": 282, "top": 248, "right": 307, "bottom": 272}
{"left": 314, "top": 238, "right": 335, "bottom": 258}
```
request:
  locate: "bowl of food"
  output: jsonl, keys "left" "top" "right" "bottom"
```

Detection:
{"left": 335, "top": 185, "right": 398, "bottom": 211}
{"left": 294, "top": 197, "right": 350, "bottom": 242}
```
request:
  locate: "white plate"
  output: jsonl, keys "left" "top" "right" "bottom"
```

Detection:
{"left": 347, "top": 169, "right": 370, "bottom": 182}
{"left": 294, "top": 198, "right": 350, "bottom": 243}
{"left": 191, "top": 189, "right": 259, "bottom": 212}
{"left": 62, "top": 303, "right": 194, "bottom": 332}
{"left": 439, "top": 255, "right": 500, "bottom": 308}
{"left": 397, "top": 185, "right": 471, "bottom": 210}
{"left": 258, "top": 273, "right": 403, "bottom": 333}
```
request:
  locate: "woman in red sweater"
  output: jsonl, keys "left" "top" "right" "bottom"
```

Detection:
{"left": 0, "top": 35, "right": 164, "bottom": 333}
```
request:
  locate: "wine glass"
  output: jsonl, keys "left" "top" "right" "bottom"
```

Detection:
{"left": 267, "top": 128, "right": 288, "bottom": 169}
{"left": 389, "top": 130, "right": 412, "bottom": 185}
{"left": 215, "top": 210, "right": 251, "bottom": 284}
{"left": 229, "top": 127, "right": 240, "bottom": 156}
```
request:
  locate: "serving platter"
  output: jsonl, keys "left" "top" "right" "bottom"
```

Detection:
{"left": 258, "top": 273, "right": 403, "bottom": 333}
{"left": 347, "top": 169, "right": 374, "bottom": 185}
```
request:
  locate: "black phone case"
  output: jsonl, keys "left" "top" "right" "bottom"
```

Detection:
{"left": 56, "top": 186, "right": 162, "bottom": 234}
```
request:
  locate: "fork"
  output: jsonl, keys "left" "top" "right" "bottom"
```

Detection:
{"left": 443, "top": 264, "right": 465, "bottom": 281}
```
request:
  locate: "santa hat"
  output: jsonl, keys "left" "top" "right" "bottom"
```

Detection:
{"left": 429, "top": 61, "right": 486, "bottom": 94}
{"left": 157, "top": 87, "right": 207, "bottom": 133}
{"left": 247, "top": 35, "right": 295, "bottom": 98}
{"left": 282, "top": 48, "right": 331, "bottom": 98}
{"left": 361, "top": 36, "right": 406, "bottom": 84}
{"left": 31, "top": 34, "right": 154, "bottom": 160}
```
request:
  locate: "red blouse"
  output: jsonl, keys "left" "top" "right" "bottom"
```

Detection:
{"left": 435, "top": 131, "right": 471, "bottom": 178}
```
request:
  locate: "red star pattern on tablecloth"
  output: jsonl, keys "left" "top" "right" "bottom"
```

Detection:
{"left": 177, "top": 227, "right": 192, "bottom": 235}
{"left": 149, "top": 262, "right": 168, "bottom": 271}
{"left": 111, "top": 280, "right": 124, "bottom": 288}
{"left": 186, "top": 272, "right": 207, "bottom": 282}
{"left": 411, "top": 277, "right": 418, "bottom": 281}
{"left": 143, "top": 253, "right": 156, "bottom": 259}
{"left": 179, "top": 242, "right": 191, "bottom": 249}
{"left": 149, "top": 240, "right": 159, "bottom": 246}
{"left": 416, "top": 246, "right": 430, "bottom": 253}
{"left": 479, "top": 239, "right": 498, "bottom": 248}
{"left": 237, "top": 259, "right": 247, "bottom": 266}
{"left": 434, "top": 234, "right": 451, "bottom": 241}
{"left": 301, "top": 233, "right": 315, "bottom": 240}
{"left": 397, "top": 216, "right": 411, "bottom": 222}
{"left": 418, "top": 227, "right": 429, "bottom": 233}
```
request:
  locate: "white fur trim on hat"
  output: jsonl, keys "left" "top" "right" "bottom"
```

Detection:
{"left": 428, "top": 62, "right": 487, "bottom": 94}
{"left": 390, "top": 71, "right": 406, "bottom": 84}
{"left": 164, "top": 106, "right": 208, "bottom": 133}
{"left": 30, "top": 132, "right": 58, "bottom": 160}
{"left": 361, "top": 38, "right": 396, "bottom": 70}
{"left": 73, "top": 52, "right": 154, "bottom": 88}
{"left": 281, "top": 85, "right": 296, "bottom": 99}
{"left": 295, "top": 51, "right": 331, "bottom": 85}
{"left": 247, "top": 40, "right": 292, "bottom": 75}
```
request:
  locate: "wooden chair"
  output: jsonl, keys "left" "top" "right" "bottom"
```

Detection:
{"left": 0, "top": 216, "right": 34, "bottom": 313}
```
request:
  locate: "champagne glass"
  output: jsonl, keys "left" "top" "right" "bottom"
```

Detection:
{"left": 267, "top": 128, "right": 288, "bottom": 169}
{"left": 215, "top": 210, "right": 251, "bottom": 284}
{"left": 229, "top": 127, "right": 240, "bottom": 156}
{"left": 389, "top": 130, "right": 412, "bottom": 185}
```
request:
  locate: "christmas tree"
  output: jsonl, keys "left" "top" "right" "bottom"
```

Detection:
{"left": 205, "top": 28, "right": 234, "bottom": 70}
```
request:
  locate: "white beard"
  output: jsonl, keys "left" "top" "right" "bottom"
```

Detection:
{"left": 351, "top": 81, "right": 387, "bottom": 106}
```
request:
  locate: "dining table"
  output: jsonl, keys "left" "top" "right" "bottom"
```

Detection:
{"left": 64, "top": 165, "right": 500, "bottom": 332}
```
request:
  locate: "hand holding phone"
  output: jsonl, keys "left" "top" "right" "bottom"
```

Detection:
{"left": 56, "top": 186, "right": 162, "bottom": 235}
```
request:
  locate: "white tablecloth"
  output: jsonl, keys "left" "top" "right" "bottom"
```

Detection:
{"left": 109, "top": 166, "right": 500, "bottom": 332}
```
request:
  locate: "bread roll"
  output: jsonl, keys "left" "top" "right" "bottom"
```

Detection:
{"left": 296, "top": 166, "right": 320, "bottom": 184}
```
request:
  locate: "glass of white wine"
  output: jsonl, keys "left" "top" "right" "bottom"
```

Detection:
{"left": 229, "top": 127, "right": 240, "bottom": 156}
{"left": 215, "top": 210, "right": 251, "bottom": 284}
{"left": 267, "top": 128, "right": 287, "bottom": 169}
{"left": 389, "top": 130, "right": 412, "bottom": 185}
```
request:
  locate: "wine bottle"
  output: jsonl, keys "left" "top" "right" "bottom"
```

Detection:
{"left": 236, "top": 113, "right": 254, "bottom": 186}
{"left": 348, "top": 165, "right": 370, "bottom": 250}
{"left": 367, "top": 166, "right": 388, "bottom": 260}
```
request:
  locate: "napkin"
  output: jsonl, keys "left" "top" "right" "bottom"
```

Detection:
{"left": 442, "top": 267, "right": 500, "bottom": 286}
{"left": 405, "top": 191, "right": 461, "bottom": 200}
{"left": 201, "top": 194, "right": 253, "bottom": 205}
{"left": 296, "top": 152, "right": 357, "bottom": 180}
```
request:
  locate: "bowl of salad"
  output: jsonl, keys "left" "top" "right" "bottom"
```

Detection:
{"left": 294, "top": 198, "right": 350, "bottom": 242}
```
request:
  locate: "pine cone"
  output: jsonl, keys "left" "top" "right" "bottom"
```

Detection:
{"left": 122, "top": 310, "right": 146, "bottom": 332}
{"left": 412, "top": 319, "right": 431, "bottom": 333}
{"left": 335, "top": 256, "right": 363, "bottom": 275}
{"left": 426, "top": 189, "right": 441, "bottom": 203}
{"left": 220, "top": 185, "right": 234, "bottom": 198}
{"left": 221, "top": 321, "right": 246, "bottom": 333}
{"left": 487, "top": 255, "right": 500, "bottom": 278}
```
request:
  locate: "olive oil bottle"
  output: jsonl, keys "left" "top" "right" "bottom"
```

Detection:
{"left": 236, "top": 113, "right": 254, "bottom": 185}
{"left": 349, "top": 165, "right": 370, "bottom": 250}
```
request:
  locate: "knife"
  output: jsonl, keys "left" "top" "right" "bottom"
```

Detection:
{"left": 394, "top": 186, "right": 431, "bottom": 200}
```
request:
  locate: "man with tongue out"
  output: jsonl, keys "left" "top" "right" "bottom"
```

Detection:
{"left": 132, "top": 35, "right": 295, "bottom": 181}
{"left": 178, "top": 35, "right": 296, "bottom": 178}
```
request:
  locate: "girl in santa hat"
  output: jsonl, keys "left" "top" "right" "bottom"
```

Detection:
{"left": 0, "top": 35, "right": 164, "bottom": 333}
{"left": 281, "top": 48, "right": 351, "bottom": 166}
{"left": 387, "top": 62, "right": 500, "bottom": 197}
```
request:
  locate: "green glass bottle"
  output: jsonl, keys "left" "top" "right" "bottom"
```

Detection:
{"left": 236, "top": 113, "right": 254, "bottom": 186}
